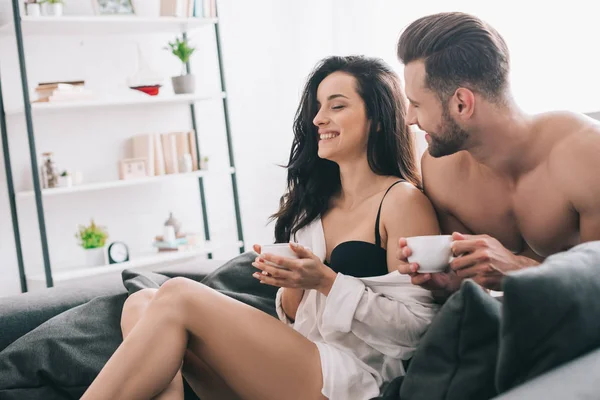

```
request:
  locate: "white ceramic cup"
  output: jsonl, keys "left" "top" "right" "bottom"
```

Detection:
{"left": 406, "top": 235, "right": 455, "bottom": 273}
{"left": 260, "top": 243, "right": 310, "bottom": 270}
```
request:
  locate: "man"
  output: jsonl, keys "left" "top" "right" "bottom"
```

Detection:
{"left": 395, "top": 12, "right": 600, "bottom": 299}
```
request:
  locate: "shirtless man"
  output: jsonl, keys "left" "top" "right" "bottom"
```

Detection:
{"left": 395, "top": 12, "right": 600, "bottom": 298}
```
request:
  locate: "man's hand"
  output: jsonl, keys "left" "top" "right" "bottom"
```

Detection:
{"left": 397, "top": 237, "right": 461, "bottom": 302}
{"left": 450, "top": 232, "right": 538, "bottom": 291}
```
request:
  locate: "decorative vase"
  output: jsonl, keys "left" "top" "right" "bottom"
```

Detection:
{"left": 84, "top": 247, "right": 106, "bottom": 267}
{"left": 171, "top": 74, "right": 196, "bottom": 94}
{"left": 164, "top": 212, "right": 182, "bottom": 236}
{"left": 26, "top": 3, "right": 41, "bottom": 17}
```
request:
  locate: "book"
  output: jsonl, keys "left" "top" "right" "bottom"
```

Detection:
{"left": 131, "top": 134, "right": 155, "bottom": 176}
{"left": 174, "top": 131, "right": 191, "bottom": 168}
{"left": 161, "top": 133, "right": 179, "bottom": 174}
{"left": 160, "top": 0, "right": 185, "bottom": 17}
{"left": 153, "top": 133, "right": 166, "bottom": 176}
{"left": 187, "top": 130, "right": 199, "bottom": 170}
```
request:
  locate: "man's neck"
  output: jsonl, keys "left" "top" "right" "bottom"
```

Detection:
{"left": 467, "top": 99, "right": 537, "bottom": 179}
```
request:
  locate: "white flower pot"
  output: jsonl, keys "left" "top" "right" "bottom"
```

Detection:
{"left": 171, "top": 74, "right": 196, "bottom": 94}
{"left": 42, "top": 3, "right": 63, "bottom": 17}
{"left": 26, "top": 3, "right": 41, "bottom": 17}
{"left": 58, "top": 175, "right": 72, "bottom": 188}
{"left": 132, "top": 0, "right": 160, "bottom": 17}
{"left": 84, "top": 247, "right": 106, "bottom": 267}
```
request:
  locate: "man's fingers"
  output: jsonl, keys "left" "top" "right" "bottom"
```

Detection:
{"left": 411, "top": 273, "right": 431, "bottom": 286}
{"left": 451, "top": 239, "right": 488, "bottom": 255}
{"left": 450, "top": 250, "right": 489, "bottom": 271}
{"left": 398, "top": 237, "right": 408, "bottom": 247}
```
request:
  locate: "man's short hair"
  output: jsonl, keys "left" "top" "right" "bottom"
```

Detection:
{"left": 397, "top": 12, "right": 510, "bottom": 102}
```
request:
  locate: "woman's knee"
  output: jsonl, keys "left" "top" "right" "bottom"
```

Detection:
{"left": 155, "top": 277, "right": 211, "bottom": 316}
{"left": 121, "top": 288, "right": 158, "bottom": 324}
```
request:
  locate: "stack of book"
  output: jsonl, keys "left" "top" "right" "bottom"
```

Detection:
{"left": 130, "top": 131, "right": 199, "bottom": 177}
{"left": 33, "top": 81, "right": 95, "bottom": 103}
{"left": 160, "top": 0, "right": 216, "bottom": 18}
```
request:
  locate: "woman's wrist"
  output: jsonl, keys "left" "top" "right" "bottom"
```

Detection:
{"left": 317, "top": 267, "right": 337, "bottom": 296}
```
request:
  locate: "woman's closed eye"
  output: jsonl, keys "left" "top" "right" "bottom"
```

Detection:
{"left": 331, "top": 105, "right": 345, "bottom": 110}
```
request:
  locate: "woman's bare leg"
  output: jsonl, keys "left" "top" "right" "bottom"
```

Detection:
{"left": 123, "top": 288, "right": 244, "bottom": 400}
{"left": 82, "top": 277, "right": 326, "bottom": 400}
{"left": 121, "top": 289, "right": 183, "bottom": 400}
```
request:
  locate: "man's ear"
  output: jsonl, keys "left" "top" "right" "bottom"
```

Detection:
{"left": 450, "top": 88, "right": 475, "bottom": 120}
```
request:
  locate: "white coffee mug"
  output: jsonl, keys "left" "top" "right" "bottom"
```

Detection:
{"left": 406, "top": 235, "right": 455, "bottom": 273}
{"left": 260, "top": 243, "right": 310, "bottom": 270}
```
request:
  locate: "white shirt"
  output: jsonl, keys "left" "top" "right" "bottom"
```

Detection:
{"left": 275, "top": 218, "right": 439, "bottom": 399}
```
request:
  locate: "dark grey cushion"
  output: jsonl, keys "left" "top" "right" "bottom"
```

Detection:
{"left": 0, "top": 251, "right": 276, "bottom": 398}
{"left": 496, "top": 241, "right": 600, "bottom": 393}
{"left": 0, "top": 293, "right": 127, "bottom": 399}
{"left": 398, "top": 280, "right": 502, "bottom": 400}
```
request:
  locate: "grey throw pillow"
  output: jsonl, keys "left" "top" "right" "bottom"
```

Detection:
{"left": 0, "top": 293, "right": 127, "bottom": 399}
{"left": 496, "top": 241, "right": 600, "bottom": 393}
{"left": 398, "top": 280, "right": 501, "bottom": 400}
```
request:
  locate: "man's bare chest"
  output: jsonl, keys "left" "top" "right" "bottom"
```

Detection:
{"left": 442, "top": 172, "right": 579, "bottom": 257}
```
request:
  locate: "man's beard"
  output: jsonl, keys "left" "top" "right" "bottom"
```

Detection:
{"left": 427, "top": 107, "right": 470, "bottom": 158}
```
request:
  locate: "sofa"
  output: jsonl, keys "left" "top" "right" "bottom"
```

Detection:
{"left": 1, "top": 242, "right": 600, "bottom": 400}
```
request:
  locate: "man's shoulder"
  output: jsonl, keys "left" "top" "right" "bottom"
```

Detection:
{"left": 421, "top": 150, "right": 472, "bottom": 188}
{"left": 543, "top": 112, "right": 600, "bottom": 206}
{"left": 545, "top": 112, "right": 600, "bottom": 170}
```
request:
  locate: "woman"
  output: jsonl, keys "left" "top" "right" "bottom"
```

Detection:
{"left": 82, "top": 56, "right": 440, "bottom": 400}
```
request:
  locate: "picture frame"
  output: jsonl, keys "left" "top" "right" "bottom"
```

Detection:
{"left": 91, "top": 0, "right": 135, "bottom": 16}
{"left": 119, "top": 158, "right": 148, "bottom": 180}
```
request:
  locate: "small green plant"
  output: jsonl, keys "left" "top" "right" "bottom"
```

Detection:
{"left": 60, "top": 170, "right": 69, "bottom": 177}
{"left": 166, "top": 36, "right": 196, "bottom": 75}
{"left": 38, "top": 0, "right": 64, "bottom": 4}
{"left": 75, "top": 219, "right": 108, "bottom": 249}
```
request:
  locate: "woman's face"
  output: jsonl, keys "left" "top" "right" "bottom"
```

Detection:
{"left": 313, "top": 71, "right": 370, "bottom": 163}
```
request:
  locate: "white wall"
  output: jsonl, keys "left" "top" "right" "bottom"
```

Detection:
{"left": 0, "top": 0, "right": 335, "bottom": 296}
{"left": 1, "top": 0, "right": 599, "bottom": 296}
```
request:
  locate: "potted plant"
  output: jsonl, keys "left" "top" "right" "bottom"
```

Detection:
{"left": 200, "top": 156, "right": 209, "bottom": 170}
{"left": 75, "top": 219, "right": 109, "bottom": 267}
{"left": 25, "top": 1, "right": 41, "bottom": 17}
{"left": 58, "top": 170, "right": 72, "bottom": 188}
{"left": 166, "top": 35, "right": 196, "bottom": 94}
{"left": 39, "top": 0, "right": 64, "bottom": 17}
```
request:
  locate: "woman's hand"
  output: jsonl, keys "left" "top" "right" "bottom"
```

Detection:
{"left": 252, "top": 243, "right": 337, "bottom": 296}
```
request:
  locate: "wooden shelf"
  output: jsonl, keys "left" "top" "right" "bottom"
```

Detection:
{"left": 5, "top": 92, "right": 226, "bottom": 116}
{"left": 17, "top": 168, "right": 234, "bottom": 198}
{"left": 0, "top": 16, "right": 217, "bottom": 36}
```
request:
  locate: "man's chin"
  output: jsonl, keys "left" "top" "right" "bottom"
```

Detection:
{"left": 427, "top": 144, "right": 458, "bottom": 158}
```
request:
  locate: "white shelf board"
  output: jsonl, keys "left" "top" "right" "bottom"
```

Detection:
{"left": 27, "top": 240, "right": 244, "bottom": 282}
{"left": 5, "top": 92, "right": 226, "bottom": 116}
{"left": 17, "top": 168, "right": 234, "bottom": 198}
{"left": 0, "top": 16, "right": 217, "bottom": 36}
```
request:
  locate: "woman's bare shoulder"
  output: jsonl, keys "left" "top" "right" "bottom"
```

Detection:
{"left": 381, "top": 181, "right": 440, "bottom": 235}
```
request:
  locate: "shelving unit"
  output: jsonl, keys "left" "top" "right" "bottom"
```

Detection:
{"left": 0, "top": 2, "right": 245, "bottom": 292}
{"left": 0, "top": 15, "right": 218, "bottom": 36}
{"left": 16, "top": 168, "right": 235, "bottom": 198}
{"left": 4, "top": 91, "right": 227, "bottom": 116}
